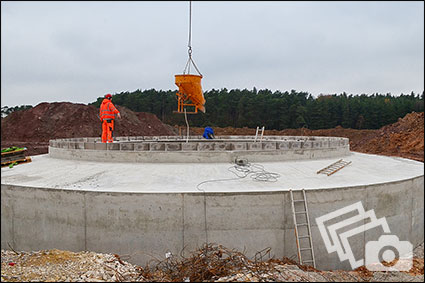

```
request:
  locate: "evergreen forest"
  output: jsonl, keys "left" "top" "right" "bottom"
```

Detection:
{"left": 90, "top": 88, "right": 424, "bottom": 130}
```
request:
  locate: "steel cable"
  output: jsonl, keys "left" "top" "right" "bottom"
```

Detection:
{"left": 183, "top": 1, "right": 202, "bottom": 76}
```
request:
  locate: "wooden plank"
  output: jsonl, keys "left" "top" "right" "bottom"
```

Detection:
{"left": 1, "top": 156, "right": 32, "bottom": 167}
{"left": 1, "top": 148, "right": 27, "bottom": 157}
{"left": 2, "top": 153, "right": 26, "bottom": 163}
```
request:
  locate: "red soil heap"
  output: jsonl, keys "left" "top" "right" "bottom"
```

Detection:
{"left": 1, "top": 102, "right": 176, "bottom": 156}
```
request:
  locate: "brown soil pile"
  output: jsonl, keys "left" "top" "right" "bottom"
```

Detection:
{"left": 192, "top": 111, "right": 424, "bottom": 162}
{"left": 1, "top": 102, "right": 177, "bottom": 155}
{"left": 360, "top": 112, "right": 424, "bottom": 162}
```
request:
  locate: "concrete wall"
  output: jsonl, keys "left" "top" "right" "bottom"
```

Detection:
{"left": 1, "top": 175, "right": 423, "bottom": 270}
{"left": 48, "top": 136, "right": 350, "bottom": 163}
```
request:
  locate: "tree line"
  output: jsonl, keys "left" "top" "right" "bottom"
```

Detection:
{"left": 1, "top": 105, "right": 33, "bottom": 118}
{"left": 1, "top": 89, "right": 422, "bottom": 130}
{"left": 89, "top": 88, "right": 424, "bottom": 130}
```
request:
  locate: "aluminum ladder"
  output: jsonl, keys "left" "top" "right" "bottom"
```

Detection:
{"left": 289, "top": 189, "right": 316, "bottom": 268}
{"left": 254, "top": 126, "right": 265, "bottom": 142}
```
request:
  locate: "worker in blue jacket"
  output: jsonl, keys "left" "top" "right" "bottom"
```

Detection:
{"left": 203, "top": 127, "right": 215, "bottom": 139}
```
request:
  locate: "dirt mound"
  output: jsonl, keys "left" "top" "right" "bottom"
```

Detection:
{"left": 191, "top": 111, "right": 424, "bottom": 162}
{"left": 1, "top": 102, "right": 177, "bottom": 155}
{"left": 360, "top": 112, "right": 424, "bottom": 161}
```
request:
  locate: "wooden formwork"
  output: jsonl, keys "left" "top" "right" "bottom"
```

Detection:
{"left": 1, "top": 147, "right": 32, "bottom": 167}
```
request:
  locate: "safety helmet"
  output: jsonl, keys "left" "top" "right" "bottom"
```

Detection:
{"left": 105, "top": 94, "right": 112, "bottom": 99}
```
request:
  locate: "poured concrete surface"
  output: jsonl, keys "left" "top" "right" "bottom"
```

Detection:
{"left": 1, "top": 152, "right": 422, "bottom": 193}
{"left": 1, "top": 151, "right": 424, "bottom": 271}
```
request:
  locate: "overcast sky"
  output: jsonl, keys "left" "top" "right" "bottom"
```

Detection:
{"left": 1, "top": 1, "right": 424, "bottom": 107}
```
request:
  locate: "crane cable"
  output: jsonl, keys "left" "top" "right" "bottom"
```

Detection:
{"left": 183, "top": 1, "right": 202, "bottom": 76}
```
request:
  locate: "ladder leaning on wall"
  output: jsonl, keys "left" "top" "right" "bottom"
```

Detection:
{"left": 289, "top": 188, "right": 316, "bottom": 268}
{"left": 254, "top": 126, "right": 265, "bottom": 142}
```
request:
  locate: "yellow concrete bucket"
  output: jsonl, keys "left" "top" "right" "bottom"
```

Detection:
{"left": 175, "top": 74, "right": 206, "bottom": 113}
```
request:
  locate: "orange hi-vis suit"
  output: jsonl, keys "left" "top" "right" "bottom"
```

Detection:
{"left": 99, "top": 98, "right": 120, "bottom": 143}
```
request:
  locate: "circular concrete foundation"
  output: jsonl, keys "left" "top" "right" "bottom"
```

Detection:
{"left": 1, "top": 136, "right": 423, "bottom": 271}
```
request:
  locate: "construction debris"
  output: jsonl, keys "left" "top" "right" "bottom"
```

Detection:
{"left": 1, "top": 243, "right": 423, "bottom": 282}
{"left": 1, "top": 249, "right": 144, "bottom": 282}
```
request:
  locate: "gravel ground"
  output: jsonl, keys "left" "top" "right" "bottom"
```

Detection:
{"left": 1, "top": 249, "right": 144, "bottom": 282}
{"left": 414, "top": 242, "right": 424, "bottom": 258}
{"left": 1, "top": 242, "right": 423, "bottom": 282}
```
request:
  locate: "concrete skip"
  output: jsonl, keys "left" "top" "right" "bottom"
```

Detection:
{"left": 1, "top": 175, "right": 423, "bottom": 271}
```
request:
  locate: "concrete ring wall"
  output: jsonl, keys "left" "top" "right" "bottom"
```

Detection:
{"left": 1, "top": 175, "right": 423, "bottom": 271}
{"left": 48, "top": 136, "right": 350, "bottom": 163}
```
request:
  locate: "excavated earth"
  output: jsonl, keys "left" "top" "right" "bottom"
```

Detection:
{"left": 1, "top": 102, "right": 177, "bottom": 156}
{"left": 1, "top": 103, "right": 424, "bottom": 282}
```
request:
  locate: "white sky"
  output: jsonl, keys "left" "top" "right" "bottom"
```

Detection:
{"left": 1, "top": 1, "right": 424, "bottom": 107}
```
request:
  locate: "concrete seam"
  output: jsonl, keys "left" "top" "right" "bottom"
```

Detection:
{"left": 410, "top": 179, "right": 413, "bottom": 241}
{"left": 364, "top": 187, "right": 368, "bottom": 265}
{"left": 204, "top": 193, "right": 208, "bottom": 245}
{"left": 84, "top": 192, "right": 87, "bottom": 251}
{"left": 11, "top": 193, "right": 15, "bottom": 249}
{"left": 282, "top": 192, "right": 285, "bottom": 257}
{"left": 182, "top": 194, "right": 185, "bottom": 255}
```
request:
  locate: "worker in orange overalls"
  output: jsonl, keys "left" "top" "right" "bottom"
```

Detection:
{"left": 99, "top": 93, "right": 121, "bottom": 143}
